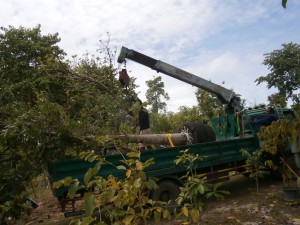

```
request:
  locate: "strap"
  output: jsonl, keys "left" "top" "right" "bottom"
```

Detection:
{"left": 236, "top": 113, "right": 240, "bottom": 134}
{"left": 166, "top": 134, "right": 175, "bottom": 147}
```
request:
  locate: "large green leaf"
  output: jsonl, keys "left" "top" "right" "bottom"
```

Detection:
{"left": 122, "top": 215, "right": 134, "bottom": 225}
{"left": 153, "top": 210, "right": 161, "bottom": 223}
{"left": 146, "top": 179, "right": 158, "bottom": 190}
{"left": 84, "top": 168, "right": 94, "bottom": 186}
{"left": 190, "top": 209, "right": 200, "bottom": 222}
{"left": 127, "top": 152, "right": 140, "bottom": 158}
{"left": 116, "top": 165, "right": 126, "bottom": 170}
{"left": 133, "top": 178, "right": 142, "bottom": 188}
{"left": 83, "top": 191, "right": 96, "bottom": 216}
{"left": 68, "top": 180, "right": 80, "bottom": 199}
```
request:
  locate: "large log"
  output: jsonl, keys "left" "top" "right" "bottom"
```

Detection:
{"left": 114, "top": 123, "right": 216, "bottom": 146}
{"left": 114, "top": 133, "right": 188, "bottom": 146}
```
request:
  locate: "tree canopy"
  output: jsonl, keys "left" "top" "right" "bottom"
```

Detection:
{"left": 0, "top": 25, "right": 136, "bottom": 223}
{"left": 255, "top": 42, "right": 300, "bottom": 111}
{"left": 195, "top": 89, "right": 224, "bottom": 119}
{"left": 145, "top": 76, "right": 170, "bottom": 114}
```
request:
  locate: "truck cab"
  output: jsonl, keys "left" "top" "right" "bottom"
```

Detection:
{"left": 211, "top": 106, "right": 296, "bottom": 141}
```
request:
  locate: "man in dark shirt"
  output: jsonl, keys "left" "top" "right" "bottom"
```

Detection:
{"left": 137, "top": 100, "right": 151, "bottom": 149}
{"left": 139, "top": 107, "right": 150, "bottom": 131}
{"left": 254, "top": 107, "right": 279, "bottom": 126}
{"left": 129, "top": 98, "right": 151, "bottom": 149}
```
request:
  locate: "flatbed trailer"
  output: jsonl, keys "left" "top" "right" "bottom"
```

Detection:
{"left": 48, "top": 135, "right": 258, "bottom": 211}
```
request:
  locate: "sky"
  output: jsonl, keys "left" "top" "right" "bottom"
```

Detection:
{"left": 1, "top": 0, "right": 300, "bottom": 112}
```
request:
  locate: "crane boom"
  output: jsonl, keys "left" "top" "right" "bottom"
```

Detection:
{"left": 117, "top": 46, "right": 240, "bottom": 113}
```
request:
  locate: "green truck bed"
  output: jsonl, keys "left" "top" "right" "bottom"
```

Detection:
{"left": 48, "top": 136, "right": 259, "bottom": 200}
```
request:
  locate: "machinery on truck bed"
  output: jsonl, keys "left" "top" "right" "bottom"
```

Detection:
{"left": 115, "top": 46, "right": 242, "bottom": 147}
{"left": 48, "top": 47, "right": 299, "bottom": 216}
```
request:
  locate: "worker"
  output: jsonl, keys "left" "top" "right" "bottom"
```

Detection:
{"left": 254, "top": 107, "right": 278, "bottom": 126}
{"left": 129, "top": 98, "right": 151, "bottom": 150}
{"left": 138, "top": 102, "right": 150, "bottom": 133}
{"left": 138, "top": 99, "right": 151, "bottom": 150}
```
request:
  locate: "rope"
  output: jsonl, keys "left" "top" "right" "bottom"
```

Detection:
{"left": 235, "top": 111, "right": 245, "bottom": 137}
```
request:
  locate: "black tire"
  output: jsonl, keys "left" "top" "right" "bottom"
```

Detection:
{"left": 151, "top": 180, "right": 180, "bottom": 203}
{"left": 180, "top": 122, "right": 216, "bottom": 144}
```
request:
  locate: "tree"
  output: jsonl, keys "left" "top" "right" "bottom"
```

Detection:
{"left": 255, "top": 42, "right": 300, "bottom": 112}
{"left": 195, "top": 89, "right": 224, "bottom": 119}
{"left": 267, "top": 93, "right": 287, "bottom": 108}
{"left": 0, "top": 25, "right": 75, "bottom": 223}
{"left": 0, "top": 25, "right": 73, "bottom": 168}
{"left": 172, "top": 106, "right": 204, "bottom": 129}
{"left": 150, "top": 113, "right": 173, "bottom": 133}
{"left": 145, "top": 76, "right": 170, "bottom": 114}
{"left": 69, "top": 52, "right": 130, "bottom": 136}
{"left": 0, "top": 26, "right": 133, "bottom": 223}
{"left": 0, "top": 25, "right": 68, "bottom": 107}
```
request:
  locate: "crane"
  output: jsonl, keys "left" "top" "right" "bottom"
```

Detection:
{"left": 117, "top": 46, "right": 241, "bottom": 114}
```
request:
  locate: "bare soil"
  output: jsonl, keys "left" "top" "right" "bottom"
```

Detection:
{"left": 24, "top": 173, "right": 300, "bottom": 225}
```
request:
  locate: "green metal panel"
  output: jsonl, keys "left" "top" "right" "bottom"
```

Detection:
{"left": 211, "top": 114, "right": 236, "bottom": 140}
{"left": 48, "top": 136, "right": 259, "bottom": 199}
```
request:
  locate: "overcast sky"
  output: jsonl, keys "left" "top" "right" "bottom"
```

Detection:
{"left": 2, "top": 0, "right": 300, "bottom": 112}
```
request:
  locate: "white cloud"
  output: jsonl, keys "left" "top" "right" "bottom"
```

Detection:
{"left": 1, "top": 0, "right": 300, "bottom": 112}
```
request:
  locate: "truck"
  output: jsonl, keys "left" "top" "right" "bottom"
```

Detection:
{"left": 48, "top": 47, "right": 299, "bottom": 215}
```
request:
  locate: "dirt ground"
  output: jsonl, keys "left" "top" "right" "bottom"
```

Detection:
{"left": 24, "top": 173, "right": 300, "bottom": 225}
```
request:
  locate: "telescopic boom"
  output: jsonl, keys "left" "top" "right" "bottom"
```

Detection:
{"left": 117, "top": 46, "right": 240, "bottom": 113}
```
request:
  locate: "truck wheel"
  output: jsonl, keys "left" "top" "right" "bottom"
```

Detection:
{"left": 151, "top": 180, "right": 180, "bottom": 203}
{"left": 180, "top": 122, "right": 216, "bottom": 144}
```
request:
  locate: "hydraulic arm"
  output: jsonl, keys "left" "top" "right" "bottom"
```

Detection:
{"left": 117, "top": 46, "right": 240, "bottom": 113}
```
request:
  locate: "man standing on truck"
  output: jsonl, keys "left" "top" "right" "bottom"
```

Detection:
{"left": 254, "top": 107, "right": 279, "bottom": 126}
{"left": 129, "top": 98, "right": 151, "bottom": 150}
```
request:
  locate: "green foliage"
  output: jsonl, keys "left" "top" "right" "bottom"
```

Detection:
{"left": 176, "top": 176, "right": 228, "bottom": 223}
{"left": 0, "top": 143, "right": 32, "bottom": 224}
{"left": 69, "top": 49, "right": 132, "bottom": 136}
{"left": 174, "top": 149, "right": 229, "bottom": 224}
{"left": 0, "top": 25, "right": 73, "bottom": 223}
{"left": 138, "top": 104, "right": 210, "bottom": 134}
{"left": 149, "top": 113, "right": 173, "bottom": 133}
{"left": 0, "top": 191, "right": 31, "bottom": 225}
{"left": 256, "top": 42, "right": 300, "bottom": 109}
{"left": 259, "top": 119, "right": 300, "bottom": 155}
{"left": 145, "top": 76, "right": 170, "bottom": 114}
{"left": 241, "top": 149, "right": 264, "bottom": 191}
{"left": 258, "top": 119, "right": 300, "bottom": 185}
{"left": 175, "top": 106, "right": 203, "bottom": 123}
{"left": 54, "top": 151, "right": 170, "bottom": 225}
{"left": 174, "top": 149, "right": 203, "bottom": 177}
{"left": 291, "top": 94, "right": 300, "bottom": 116}
{"left": 195, "top": 89, "right": 224, "bottom": 119}
{"left": 0, "top": 25, "right": 68, "bottom": 107}
{"left": 0, "top": 25, "right": 135, "bottom": 223}
{"left": 267, "top": 93, "right": 287, "bottom": 108}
